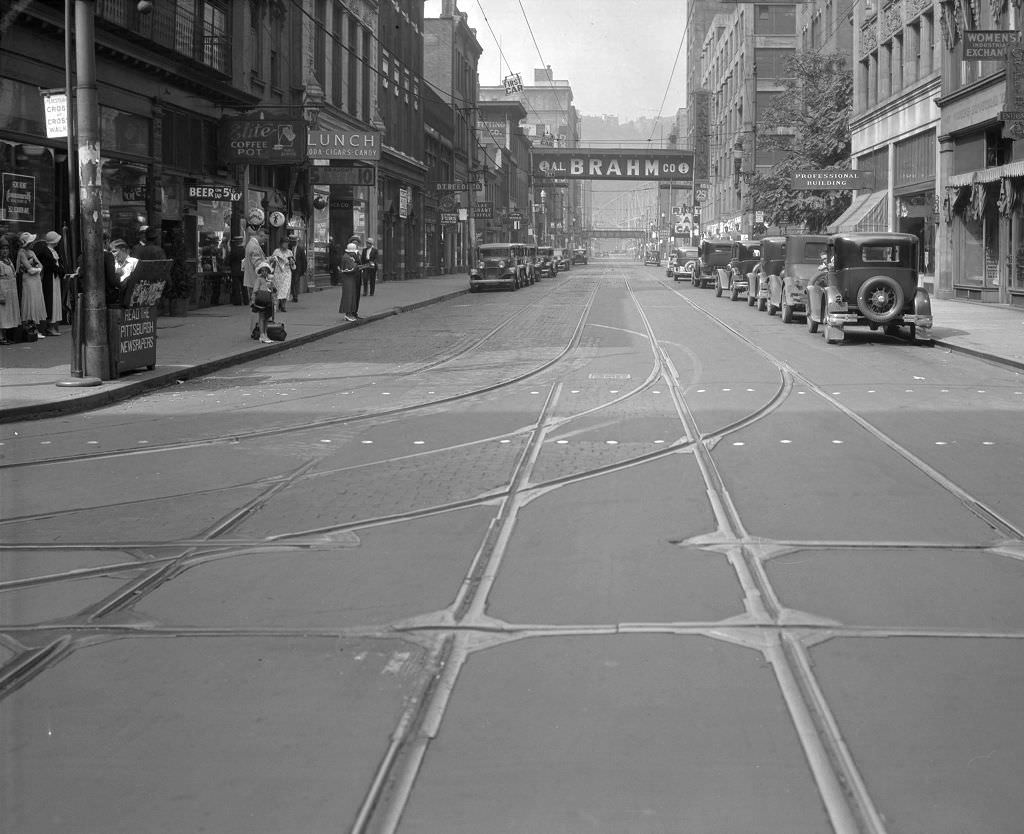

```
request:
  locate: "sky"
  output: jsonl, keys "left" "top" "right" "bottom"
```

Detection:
{"left": 423, "top": 0, "right": 690, "bottom": 122}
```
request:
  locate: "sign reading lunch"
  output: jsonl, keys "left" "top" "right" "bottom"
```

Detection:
{"left": 533, "top": 149, "right": 695, "bottom": 181}
{"left": 307, "top": 130, "right": 381, "bottom": 160}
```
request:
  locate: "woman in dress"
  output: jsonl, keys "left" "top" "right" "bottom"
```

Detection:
{"left": 16, "top": 232, "right": 48, "bottom": 338}
{"left": 0, "top": 239, "right": 23, "bottom": 344}
{"left": 270, "top": 238, "right": 295, "bottom": 312}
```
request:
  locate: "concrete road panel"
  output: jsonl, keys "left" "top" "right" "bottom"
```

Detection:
{"left": 398, "top": 634, "right": 831, "bottom": 834}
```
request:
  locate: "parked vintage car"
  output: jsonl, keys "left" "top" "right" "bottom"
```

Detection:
{"left": 572, "top": 248, "right": 588, "bottom": 264}
{"left": 644, "top": 250, "right": 661, "bottom": 266}
{"left": 805, "top": 232, "right": 933, "bottom": 344}
{"left": 669, "top": 246, "right": 699, "bottom": 282}
{"left": 694, "top": 239, "right": 732, "bottom": 288}
{"left": 469, "top": 242, "right": 532, "bottom": 292}
{"left": 716, "top": 240, "right": 760, "bottom": 300}
{"left": 767, "top": 235, "right": 830, "bottom": 322}
{"left": 751, "top": 236, "right": 785, "bottom": 310}
{"left": 556, "top": 249, "right": 572, "bottom": 271}
{"left": 537, "top": 246, "right": 558, "bottom": 277}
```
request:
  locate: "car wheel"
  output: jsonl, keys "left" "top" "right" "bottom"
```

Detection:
{"left": 715, "top": 281, "right": 723, "bottom": 298}
{"left": 730, "top": 286, "right": 739, "bottom": 301}
{"left": 857, "top": 275, "right": 905, "bottom": 324}
{"left": 781, "top": 302, "right": 794, "bottom": 323}
{"left": 757, "top": 298, "right": 767, "bottom": 312}
{"left": 807, "top": 308, "right": 819, "bottom": 333}
{"left": 747, "top": 293, "right": 756, "bottom": 306}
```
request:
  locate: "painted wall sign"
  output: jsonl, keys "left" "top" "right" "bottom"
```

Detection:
{"left": 307, "top": 130, "right": 381, "bottom": 160}
{"left": 220, "top": 118, "right": 305, "bottom": 163}
{"left": 964, "top": 30, "right": 1022, "bottom": 60}
{"left": 533, "top": 149, "right": 695, "bottom": 181}
{"left": 187, "top": 183, "right": 242, "bottom": 201}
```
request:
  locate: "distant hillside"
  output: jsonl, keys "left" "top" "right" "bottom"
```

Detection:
{"left": 580, "top": 114, "right": 677, "bottom": 149}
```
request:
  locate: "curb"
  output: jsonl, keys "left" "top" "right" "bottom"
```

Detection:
{"left": 0, "top": 288, "right": 469, "bottom": 424}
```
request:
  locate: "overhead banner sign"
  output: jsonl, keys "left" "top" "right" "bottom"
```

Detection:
{"left": 964, "top": 30, "right": 1022, "bottom": 60}
{"left": 533, "top": 149, "right": 694, "bottom": 181}
{"left": 792, "top": 169, "right": 874, "bottom": 190}
{"left": 307, "top": 129, "right": 381, "bottom": 160}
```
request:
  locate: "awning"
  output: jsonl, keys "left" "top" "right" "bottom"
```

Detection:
{"left": 827, "top": 190, "right": 888, "bottom": 233}
{"left": 947, "top": 160, "right": 1024, "bottom": 187}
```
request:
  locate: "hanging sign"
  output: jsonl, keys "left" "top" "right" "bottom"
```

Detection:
{"left": 503, "top": 73, "right": 523, "bottom": 94}
{"left": 964, "top": 30, "right": 1022, "bottom": 60}
{"left": 307, "top": 130, "right": 381, "bottom": 160}
{"left": 220, "top": 117, "right": 305, "bottom": 163}
{"left": 399, "top": 186, "right": 411, "bottom": 219}
{"left": 42, "top": 91, "right": 68, "bottom": 139}
{"left": 472, "top": 202, "right": 493, "bottom": 219}
{"left": 310, "top": 165, "right": 376, "bottom": 186}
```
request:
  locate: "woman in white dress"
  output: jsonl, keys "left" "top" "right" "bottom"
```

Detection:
{"left": 16, "top": 232, "right": 48, "bottom": 337}
{"left": 0, "top": 239, "right": 23, "bottom": 344}
{"left": 270, "top": 240, "right": 295, "bottom": 312}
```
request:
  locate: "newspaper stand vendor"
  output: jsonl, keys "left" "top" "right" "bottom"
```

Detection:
{"left": 107, "top": 260, "right": 170, "bottom": 379}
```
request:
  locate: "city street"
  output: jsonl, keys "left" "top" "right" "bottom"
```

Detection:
{"left": 2, "top": 257, "right": 1023, "bottom": 834}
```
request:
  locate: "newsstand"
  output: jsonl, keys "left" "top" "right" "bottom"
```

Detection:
{"left": 108, "top": 260, "right": 171, "bottom": 379}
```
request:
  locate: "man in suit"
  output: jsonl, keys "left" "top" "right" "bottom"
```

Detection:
{"left": 360, "top": 238, "right": 379, "bottom": 296}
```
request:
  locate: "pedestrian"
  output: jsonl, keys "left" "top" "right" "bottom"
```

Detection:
{"left": 250, "top": 260, "right": 276, "bottom": 343}
{"left": 33, "top": 230, "right": 65, "bottom": 335}
{"left": 134, "top": 227, "right": 166, "bottom": 261}
{"left": 337, "top": 241, "right": 360, "bottom": 322}
{"left": 228, "top": 235, "right": 245, "bottom": 305}
{"left": 360, "top": 237, "right": 379, "bottom": 296}
{"left": 130, "top": 226, "right": 149, "bottom": 257}
{"left": 289, "top": 234, "right": 306, "bottom": 302}
{"left": 109, "top": 239, "right": 139, "bottom": 282}
{"left": 0, "top": 239, "right": 22, "bottom": 345}
{"left": 270, "top": 237, "right": 295, "bottom": 312}
{"left": 243, "top": 223, "right": 266, "bottom": 329}
{"left": 15, "top": 232, "right": 48, "bottom": 338}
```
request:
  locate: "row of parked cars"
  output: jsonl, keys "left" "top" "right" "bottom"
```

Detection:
{"left": 673, "top": 233, "right": 933, "bottom": 344}
{"left": 468, "top": 244, "right": 578, "bottom": 292}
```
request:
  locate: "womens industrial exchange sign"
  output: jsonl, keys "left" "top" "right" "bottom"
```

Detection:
{"left": 533, "top": 149, "right": 694, "bottom": 181}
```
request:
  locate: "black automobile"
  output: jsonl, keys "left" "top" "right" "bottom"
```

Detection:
{"left": 694, "top": 239, "right": 732, "bottom": 288}
{"left": 538, "top": 246, "right": 558, "bottom": 277}
{"left": 468, "top": 242, "right": 531, "bottom": 292}
{"left": 572, "top": 248, "right": 588, "bottom": 264}
{"left": 767, "top": 235, "right": 830, "bottom": 322}
{"left": 805, "top": 232, "right": 933, "bottom": 344}
{"left": 717, "top": 240, "right": 760, "bottom": 301}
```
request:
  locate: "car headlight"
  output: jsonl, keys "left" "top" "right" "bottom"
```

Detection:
{"left": 477, "top": 262, "right": 485, "bottom": 270}
{"left": 498, "top": 260, "right": 506, "bottom": 268}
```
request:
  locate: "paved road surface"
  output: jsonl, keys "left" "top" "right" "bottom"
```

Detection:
{"left": 2, "top": 260, "right": 1023, "bottom": 833}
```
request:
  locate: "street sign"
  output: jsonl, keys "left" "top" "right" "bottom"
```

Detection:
{"left": 41, "top": 90, "right": 68, "bottom": 139}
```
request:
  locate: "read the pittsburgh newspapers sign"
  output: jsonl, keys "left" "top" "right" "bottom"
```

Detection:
{"left": 533, "top": 149, "right": 694, "bottom": 181}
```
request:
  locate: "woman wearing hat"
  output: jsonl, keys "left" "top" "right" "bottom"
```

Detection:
{"left": 16, "top": 233, "right": 48, "bottom": 337}
{"left": 33, "top": 230, "right": 65, "bottom": 335}
{"left": 338, "top": 242, "right": 361, "bottom": 322}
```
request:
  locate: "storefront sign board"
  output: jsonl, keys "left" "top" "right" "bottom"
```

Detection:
{"left": 1, "top": 173, "right": 35, "bottom": 222}
{"left": 472, "top": 202, "right": 493, "bottom": 219}
{"left": 307, "top": 130, "right": 381, "bottom": 160}
{"left": 310, "top": 166, "right": 376, "bottom": 186}
{"left": 187, "top": 183, "right": 242, "bottom": 201}
{"left": 440, "top": 212, "right": 459, "bottom": 224}
{"left": 399, "top": 186, "right": 411, "bottom": 219}
{"left": 533, "top": 149, "right": 694, "bottom": 181}
{"left": 220, "top": 118, "right": 305, "bottom": 163}
{"left": 792, "top": 169, "right": 873, "bottom": 190}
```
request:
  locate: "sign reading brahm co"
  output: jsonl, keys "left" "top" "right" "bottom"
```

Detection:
{"left": 533, "top": 150, "right": 694, "bottom": 181}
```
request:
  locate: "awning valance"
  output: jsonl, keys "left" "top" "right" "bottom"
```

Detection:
{"left": 947, "top": 160, "right": 1024, "bottom": 187}
{"left": 827, "top": 190, "right": 888, "bottom": 234}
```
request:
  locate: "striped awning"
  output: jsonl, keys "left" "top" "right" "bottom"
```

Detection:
{"left": 947, "top": 160, "right": 1024, "bottom": 187}
{"left": 827, "top": 190, "right": 888, "bottom": 234}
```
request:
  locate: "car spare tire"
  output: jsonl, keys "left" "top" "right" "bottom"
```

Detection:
{"left": 856, "top": 275, "right": 905, "bottom": 324}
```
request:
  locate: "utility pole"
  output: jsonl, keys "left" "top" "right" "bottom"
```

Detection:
{"left": 76, "top": 0, "right": 110, "bottom": 380}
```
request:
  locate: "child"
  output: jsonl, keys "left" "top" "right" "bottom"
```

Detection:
{"left": 250, "top": 260, "right": 275, "bottom": 343}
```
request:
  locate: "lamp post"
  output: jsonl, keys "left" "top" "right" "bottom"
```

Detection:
{"left": 539, "top": 189, "right": 546, "bottom": 245}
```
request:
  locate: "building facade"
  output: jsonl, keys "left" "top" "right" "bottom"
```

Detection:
{"left": 935, "top": 0, "right": 1023, "bottom": 305}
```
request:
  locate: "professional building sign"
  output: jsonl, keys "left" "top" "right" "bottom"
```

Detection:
{"left": 220, "top": 117, "right": 305, "bottom": 163}
{"left": 964, "top": 30, "right": 1022, "bottom": 60}
{"left": 792, "top": 170, "right": 874, "bottom": 190}
{"left": 307, "top": 130, "right": 381, "bottom": 160}
{"left": 1, "top": 173, "right": 35, "bottom": 222}
{"left": 533, "top": 150, "right": 695, "bottom": 181}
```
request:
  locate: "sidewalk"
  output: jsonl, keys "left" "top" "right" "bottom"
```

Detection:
{"left": 1, "top": 280, "right": 1022, "bottom": 423}
{"left": 0, "top": 275, "right": 471, "bottom": 423}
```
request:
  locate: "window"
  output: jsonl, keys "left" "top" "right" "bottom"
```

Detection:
{"left": 347, "top": 18, "right": 358, "bottom": 116}
{"left": 315, "top": 0, "right": 327, "bottom": 79}
{"left": 331, "top": 6, "right": 343, "bottom": 107}
{"left": 381, "top": 50, "right": 390, "bottom": 90}
{"left": 755, "top": 48, "right": 794, "bottom": 80}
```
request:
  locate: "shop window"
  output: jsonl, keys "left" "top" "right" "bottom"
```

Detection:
{"left": 986, "top": 128, "right": 1013, "bottom": 167}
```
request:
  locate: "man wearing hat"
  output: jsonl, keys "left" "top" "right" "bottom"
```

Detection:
{"left": 109, "top": 239, "right": 139, "bottom": 282}
{"left": 359, "top": 238, "right": 379, "bottom": 297}
{"left": 134, "top": 227, "right": 167, "bottom": 261}
{"left": 32, "top": 230, "right": 65, "bottom": 335}
{"left": 338, "top": 242, "right": 361, "bottom": 322}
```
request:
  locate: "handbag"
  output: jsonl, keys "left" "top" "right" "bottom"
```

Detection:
{"left": 266, "top": 321, "right": 287, "bottom": 341}
{"left": 251, "top": 289, "right": 274, "bottom": 311}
